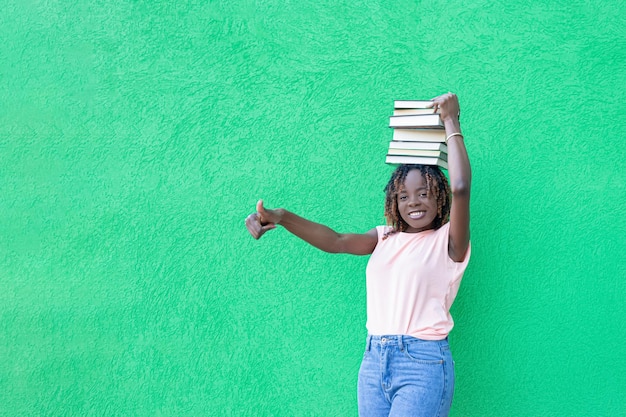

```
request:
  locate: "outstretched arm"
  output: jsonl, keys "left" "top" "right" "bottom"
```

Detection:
{"left": 245, "top": 200, "right": 378, "bottom": 255}
{"left": 432, "top": 93, "right": 471, "bottom": 262}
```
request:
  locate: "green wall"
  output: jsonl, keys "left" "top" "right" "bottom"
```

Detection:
{"left": 2, "top": 1, "right": 625, "bottom": 415}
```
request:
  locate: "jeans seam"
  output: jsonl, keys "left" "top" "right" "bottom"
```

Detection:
{"left": 437, "top": 343, "right": 448, "bottom": 417}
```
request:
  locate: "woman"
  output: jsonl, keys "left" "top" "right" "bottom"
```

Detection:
{"left": 246, "top": 92, "right": 471, "bottom": 417}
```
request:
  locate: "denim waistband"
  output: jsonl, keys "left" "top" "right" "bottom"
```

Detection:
{"left": 365, "top": 335, "right": 449, "bottom": 351}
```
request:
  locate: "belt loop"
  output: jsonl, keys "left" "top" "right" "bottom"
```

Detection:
{"left": 366, "top": 335, "right": 372, "bottom": 352}
{"left": 398, "top": 335, "right": 404, "bottom": 351}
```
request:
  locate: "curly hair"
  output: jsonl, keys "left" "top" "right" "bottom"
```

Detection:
{"left": 383, "top": 164, "right": 451, "bottom": 239}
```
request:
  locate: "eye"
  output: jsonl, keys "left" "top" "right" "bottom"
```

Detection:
{"left": 398, "top": 195, "right": 408, "bottom": 201}
{"left": 419, "top": 192, "right": 428, "bottom": 198}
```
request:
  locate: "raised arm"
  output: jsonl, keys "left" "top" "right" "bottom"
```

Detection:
{"left": 245, "top": 200, "right": 378, "bottom": 255}
{"left": 432, "top": 93, "right": 471, "bottom": 262}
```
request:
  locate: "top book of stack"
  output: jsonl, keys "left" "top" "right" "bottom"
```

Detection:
{"left": 394, "top": 100, "right": 435, "bottom": 109}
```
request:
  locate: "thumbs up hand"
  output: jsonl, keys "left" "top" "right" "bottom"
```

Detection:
{"left": 245, "top": 200, "right": 282, "bottom": 239}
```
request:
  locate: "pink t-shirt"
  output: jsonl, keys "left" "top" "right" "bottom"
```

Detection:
{"left": 365, "top": 222, "right": 471, "bottom": 340}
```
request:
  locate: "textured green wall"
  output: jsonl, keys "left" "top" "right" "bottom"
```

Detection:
{"left": 1, "top": 1, "right": 625, "bottom": 416}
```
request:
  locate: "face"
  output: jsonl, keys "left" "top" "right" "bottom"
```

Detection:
{"left": 397, "top": 169, "right": 438, "bottom": 233}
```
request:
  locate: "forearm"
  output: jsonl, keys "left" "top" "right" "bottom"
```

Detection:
{"left": 276, "top": 209, "right": 343, "bottom": 253}
{"left": 444, "top": 118, "right": 471, "bottom": 195}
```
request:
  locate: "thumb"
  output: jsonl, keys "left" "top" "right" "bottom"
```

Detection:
{"left": 256, "top": 199, "right": 265, "bottom": 215}
{"left": 256, "top": 199, "right": 272, "bottom": 225}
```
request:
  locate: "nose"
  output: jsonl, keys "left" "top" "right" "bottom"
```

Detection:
{"left": 408, "top": 195, "right": 421, "bottom": 206}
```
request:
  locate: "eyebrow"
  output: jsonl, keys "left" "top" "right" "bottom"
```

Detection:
{"left": 399, "top": 186, "right": 427, "bottom": 191}
{"left": 397, "top": 187, "right": 427, "bottom": 194}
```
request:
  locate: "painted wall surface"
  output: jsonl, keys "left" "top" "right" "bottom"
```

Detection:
{"left": 1, "top": 1, "right": 625, "bottom": 416}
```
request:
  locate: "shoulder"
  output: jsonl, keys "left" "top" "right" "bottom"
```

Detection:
{"left": 435, "top": 222, "right": 451, "bottom": 235}
{"left": 375, "top": 225, "right": 396, "bottom": 241}
{"left": 375, "top": 225, "right": 393, "bottom": 234}
{"left": 437, "top": 222, "right": 471, "bottom": 264}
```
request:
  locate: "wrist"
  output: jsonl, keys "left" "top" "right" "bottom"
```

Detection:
{"left": 443, "top": 117, "right": 461, "bottom": 132}
{"left": 275, "top": 208, "right": 287, "bottom": 225}
{"left": 445, "top": 132, "right": 464, "bottom": 145}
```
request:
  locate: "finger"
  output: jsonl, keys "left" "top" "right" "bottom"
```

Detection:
{"left": 255, "top": 199, "right": 270, "bottom": 224}
{"left": 261, "top": 224, "right": 276, "bottom": 234}
{"left": 245, "top": 215, "right": 261, "bottom": 239}
{"left": 256, "top": 199, "right": 265, "bottom": 214}
{"left": 247, "top": 213, "right": 267, "bottom": 237}
{"left": 246, "top": 222, "right": 260, "bottom": 239}
{"left": 424, "top": 101, "right": 440, "bottom": 113}
{"left": 248, "top": 227, "right": 260, "bottom": 239}
{"left": 246, "top": 213, "right": 261, "bottom": 225}
{"left": 432, "top": 92, "right": 455, "bottom": 101}
{"left": 430, "top": 92, "right": 446, "bottom": 101}
{"left": 249, "top": 221, "right": 275, "bottom": 240}
{"left": 431, "top": 95, "right": 444, "bottom": 104}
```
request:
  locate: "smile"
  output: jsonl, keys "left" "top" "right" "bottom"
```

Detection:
{"left": 408, "top": 211, "right": 426, "bottom": 219}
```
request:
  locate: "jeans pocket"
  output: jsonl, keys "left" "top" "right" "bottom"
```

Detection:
{"left": 403, "top": 343, "right": 444, "bottom": 365}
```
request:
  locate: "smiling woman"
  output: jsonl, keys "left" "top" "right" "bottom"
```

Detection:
{"left": 384, "top": 165, "right": 452, "bottom": 235}
{"left": 245, "top": 92, "right": 471, "bottom": 417}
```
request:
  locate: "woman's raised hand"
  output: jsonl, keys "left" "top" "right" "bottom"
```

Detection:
{"left": 430, "top": 92, "right": 460, "bottom": 123}
{"left": 245, "top": 200, "right": 282, "bottom": 239}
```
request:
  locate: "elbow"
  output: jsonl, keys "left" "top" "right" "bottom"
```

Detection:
{"left": 451, "top": 179, "right": 471, "bottom": 197}
{"left": 326, "top": 234, "right": 348, "bottom": 254}
{"left": 326, "top": 240, "right": 344, "bottom": 254}
{"left": 317, "top": 236, "right": 343, "bottom": 254}
{"left": 322, "top": 243, "right": 340, "bottom": 254}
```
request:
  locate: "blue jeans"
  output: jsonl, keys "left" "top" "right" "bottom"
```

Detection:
{"left": 357, "top": 335, "right": 455, "bottom": 417}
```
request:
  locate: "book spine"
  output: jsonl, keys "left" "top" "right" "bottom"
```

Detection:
{"left": 392, "top": 130, "right": 446, "bottom": 143}
{"left": 388, "top": 141, "right": 448, "bottom": 151}
{"left": 389, "top": 115, "right": 443, "bottom": 129}
{"left": 385, "top": 155, "right": 449, "bottom": 169}
{"left": 393, "top": 100, "right": 433, "bottom": 109}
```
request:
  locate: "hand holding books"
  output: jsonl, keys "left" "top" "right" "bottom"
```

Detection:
{"left": 430, "top": 92, "right": 460, "bottom": 123}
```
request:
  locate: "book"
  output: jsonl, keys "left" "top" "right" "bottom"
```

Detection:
{"left": 385, "top": 155, "right": 448, "bottom": 169}
{"left": 394, "top": 100, "right": 433, "bottom": 109}
{"left": 392, "top": 129, "right": 446, "bottom": 143}
{"left": 387, "top": 148, "right": 448, "bottom": 161}
{"left": 389, "top": 114, "right": 443, "bottom": 128}
{"left": 388, "top": 141, "right": 448, "bottom": 152}
{"left": 393, "top": 108, "right": 438, "bottom": 116}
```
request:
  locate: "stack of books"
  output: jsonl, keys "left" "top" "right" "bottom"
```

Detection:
{"left": 385, "top": 100, "right": 448, "bottom": 169}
